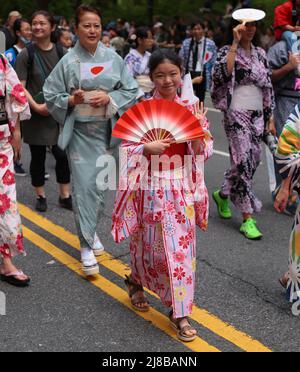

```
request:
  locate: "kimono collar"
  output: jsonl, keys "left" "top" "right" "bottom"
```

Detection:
{"left": 74, "top": 40, "right": 104, "bottom": 58}
{"left": 152, "top": 90, "right": 181, "bottom": 104}
{"left": 130, "top": 48, "right": 150, "bottom": 59}
{"left": 238, "top": 43, "right": 257, "bottom": 59}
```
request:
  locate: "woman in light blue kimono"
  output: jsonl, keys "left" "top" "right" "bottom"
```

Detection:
{"left": 43, "top": 5, "right": 138, "bottom": 276}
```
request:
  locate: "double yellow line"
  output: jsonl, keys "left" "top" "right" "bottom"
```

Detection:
{"left": 19, "top": 203, "right": 272, "bottom": 353}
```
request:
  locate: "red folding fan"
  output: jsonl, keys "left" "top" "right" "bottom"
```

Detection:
{"left": 112, "top": 99, "right": 204, "bottom": 144}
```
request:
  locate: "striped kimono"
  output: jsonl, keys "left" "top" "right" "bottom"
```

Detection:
{"left": 276, "top": 103, "right": 300, "bottom": 302}
{"left": 112, "top": 93, "right": 213, "bottom": 318}
{"left": 0, "top": 55, "right": 31, "bottom": 258}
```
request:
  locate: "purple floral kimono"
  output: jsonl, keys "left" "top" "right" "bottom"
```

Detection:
{"left": 211, "top": 45, "right": 275, "bottom": 214}
{"left": 0, "top": 55, "right": 30, "bottom": 258}
{"left": 112, "top": 93, "right": 213, "bottom": 318}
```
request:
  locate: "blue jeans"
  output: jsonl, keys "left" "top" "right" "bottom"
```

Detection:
{"left": 282, "top": 31, "right": 300, "bottom": 53}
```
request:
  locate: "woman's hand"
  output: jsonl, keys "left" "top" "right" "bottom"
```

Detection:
{"left": 274, "top": 187, "right": 290, "bottom": 213}
{"left": 144, "top": 140, "right": 171, "bottom": 155}
{"left": 89, "top": 92, "right": 110, "bottom": 108}
{"left": 11, "top": 129, "right": 22, "bottom": 162}
{"left": 192, "top": 76, "right": 204, "bottom": 85}
{"left": 287, "top": 52, "right": 300, "bottom": 71}
{"left": 233, "top": 24, "right": 246, "bottom": 44}
{"left": 268, "top": 116, "right": 277, "bottom": 136}
{"left": 34, "top": 103, "right": 50, "bottom": 117}
{"left": 69, "top": 89, "right": 85, "bottom": 107}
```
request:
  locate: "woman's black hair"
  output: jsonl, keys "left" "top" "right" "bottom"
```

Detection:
{"left": 149, "top": 49, "right": 183, "bottom": 75}
{"left": 52, "top": 26, "right": 70, "bottom": 44}
{"left": 226, "top": 18, "right": 261, "bottom": 47}
{"left": 136, "top": 27, "right": 151, "bottom": 46}
{"left": 129, "top": 27, "right": 151, "bottom": 48}
{"left": 31, "top": 10, "right": 55, "bottom": 27}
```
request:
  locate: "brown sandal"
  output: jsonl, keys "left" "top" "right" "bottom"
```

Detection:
{"left": 169, "top": 310, "right": 197, "bottom": 342}
{"left": 124, "top": 275, "right": 150, "bottom": 312}
{"left": 279, "top": 272, "right": 289, "bottom": 289}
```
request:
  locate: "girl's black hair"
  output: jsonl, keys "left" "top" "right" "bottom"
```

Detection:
{"left": 13, "top": 18, "right": 30, "bottom": 35}
{"left": 13, "top": 18, "right": 30, "bottom": 42}
{"left": 149, "top": 49, "right": 183, "bottom": 75}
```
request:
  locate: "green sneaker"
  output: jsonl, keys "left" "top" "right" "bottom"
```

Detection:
{"left": 212, "top": 190, "right": 232, "bottom": 219}
{"left": 240, "top": 219, "right": 263, "bottom": 240}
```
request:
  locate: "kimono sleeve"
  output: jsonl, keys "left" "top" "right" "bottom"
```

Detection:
{"left": 276, "top": 104, "right": 300, "bottom": 186}
{"left": 111, "top": 141, "right": 146, "bottom": 243}
{"left": 124, "top": 53, "right": 136, "bottom": 77}
{"left": 211, "top": 46, "right": 232, "bottom": 111}
{"left": 258, "top": 47, "right": 275, "bottom": 124}
{"left": 1, "top": 54, "right": 31, "bottom": 126}
{"left": 108, "top": 57, "right": 139, "bottom": 122}
{"left": 43, "top": 57, "right": 70, "bottom": 125}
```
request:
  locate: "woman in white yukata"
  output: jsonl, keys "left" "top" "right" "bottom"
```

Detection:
{"left": 124, "top": 27, "right": 154, "bottom": 99}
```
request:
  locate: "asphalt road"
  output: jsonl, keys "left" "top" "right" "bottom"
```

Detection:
{"left": 0, "top": 98, "right": 298, "bottom": 353}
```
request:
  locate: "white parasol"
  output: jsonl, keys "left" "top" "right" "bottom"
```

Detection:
{"left": 232, "top": 8, "right": 266, "bottom": 25}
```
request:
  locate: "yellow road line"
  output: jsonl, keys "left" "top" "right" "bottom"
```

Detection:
{"left": 22, "top": 226, "right": 219, "bottom": 352}
{"left": 19, "top": 203, "right": 272, "bottom": 352}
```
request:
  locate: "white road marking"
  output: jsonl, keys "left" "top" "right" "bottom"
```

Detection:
{"left": 214, "top": 149, "right": 230, "bottom": 158}
{"left": 207, "top": 107, "right": 222, "bottom": 114}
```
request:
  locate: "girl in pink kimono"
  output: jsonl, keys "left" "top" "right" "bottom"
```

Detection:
{"left": 0, "top": 54, "right": 31, "bottom": 286}
{"left": 112, "top": 50, "right": 213, "bottom": 342}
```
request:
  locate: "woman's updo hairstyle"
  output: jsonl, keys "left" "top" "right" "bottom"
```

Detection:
{"left": 149, "top": 49, "right": 183, "bottom": 76}
{"left": 75, "top": 4, "right": 102, "bottom": 27}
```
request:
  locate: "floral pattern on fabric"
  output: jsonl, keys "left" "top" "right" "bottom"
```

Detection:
{"left": 112, "top": 94, "right": 213, "bottom": 318}
{"left": 0, "top": 54, "right": 30, "bottom": 258}
{"left": 211, "top": 45, "right": 275, "bottom": 214}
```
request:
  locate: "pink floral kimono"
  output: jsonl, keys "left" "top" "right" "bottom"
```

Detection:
{"left": 112, "top": 93, "right": 213, "bottom": 318}
{"left": 0, "top": 55, "right": 30, "bottom": 259}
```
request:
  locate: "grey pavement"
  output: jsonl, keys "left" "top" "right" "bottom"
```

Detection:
{"left": 0, "top": 101, "right": 299, "bottom": 352}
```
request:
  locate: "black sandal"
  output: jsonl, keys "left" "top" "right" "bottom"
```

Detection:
{"left": 124, "top": 275, "right": 150, "bottom": 312}
{"left": 169, "top": 310, "right": 197, "bottom": 342}
{"left": 0, "top": 270, "right": 30, "bottom": 287}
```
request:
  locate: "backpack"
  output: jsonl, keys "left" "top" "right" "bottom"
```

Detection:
{"left": 25, "top": 42, "right": 64, "bottom": 83}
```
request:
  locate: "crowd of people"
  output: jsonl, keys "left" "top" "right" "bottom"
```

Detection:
{"left": 1, "top": 1, "right": 300, "bottom": 343}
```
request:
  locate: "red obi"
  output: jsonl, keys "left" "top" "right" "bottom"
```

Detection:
{"left": 148, "top": 143, "right": 187, "bottom": 171}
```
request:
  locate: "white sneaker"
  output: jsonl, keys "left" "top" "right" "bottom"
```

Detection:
{"left": 93, "top": 234, "right": 105, "bottom": 257}
{"left": 81, "top": 248, "right": 99, "bottom": 276}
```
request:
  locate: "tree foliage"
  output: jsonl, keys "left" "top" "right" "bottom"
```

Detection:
{"left": 0, "top": 0, "right": 284, "bottom": 25}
